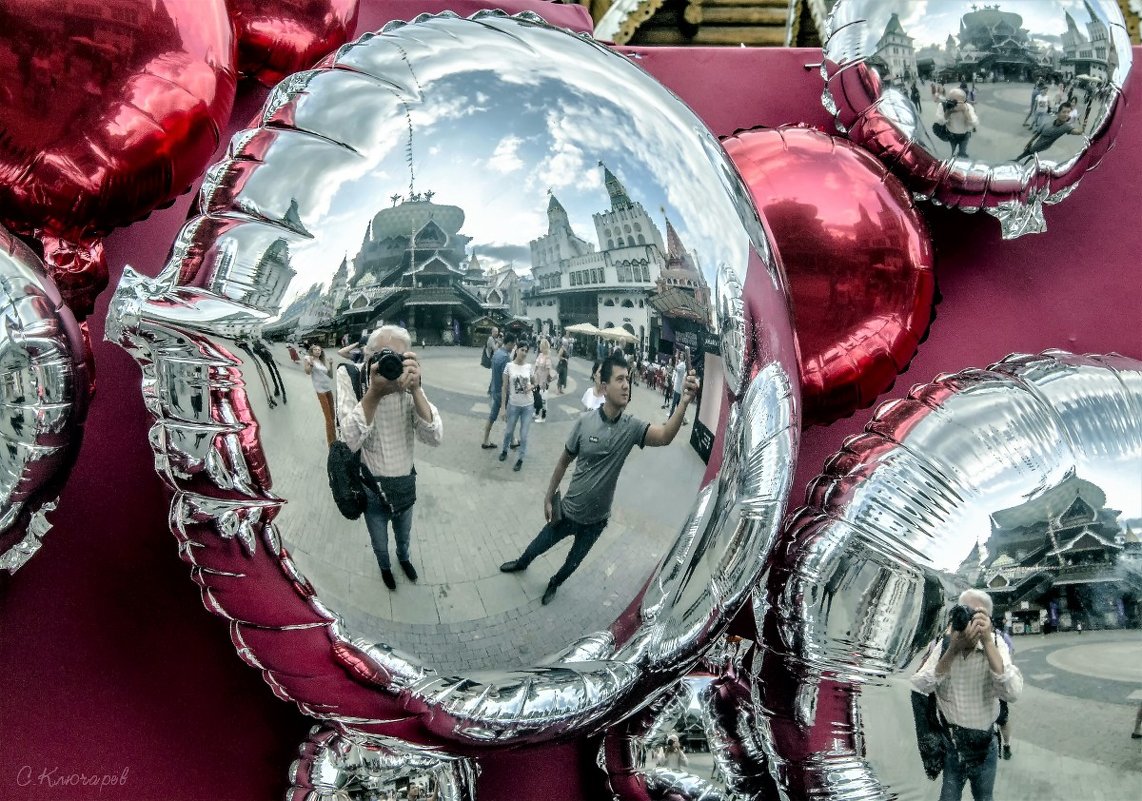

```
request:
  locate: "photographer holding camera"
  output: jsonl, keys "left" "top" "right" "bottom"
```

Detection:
{"left": 337, "top": 325, "right": 442, "bottom": 591}
{"left": 934, "top": 88, "right": 979, "bottom": 159}
{"left": 911, "top": 589, "right": 1022, "bottom": 801}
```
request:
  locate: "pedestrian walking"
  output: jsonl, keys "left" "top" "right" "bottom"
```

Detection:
{"left": 500, "top": 340, "right": 536, "bottom": 472}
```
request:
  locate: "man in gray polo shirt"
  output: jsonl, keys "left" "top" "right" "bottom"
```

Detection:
{"left": 500, "top": 353, "right": 700, "bottom": 604}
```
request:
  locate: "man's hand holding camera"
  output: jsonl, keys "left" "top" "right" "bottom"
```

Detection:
{"left": 361, "top": 348, "right": 432, "bottom": 424}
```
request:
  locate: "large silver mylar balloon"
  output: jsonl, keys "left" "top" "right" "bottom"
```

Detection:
{"left": 822, "top": 0, "right": 1133, "bottom": 238}
{"left": 107, "top": 11, "right": 799, "bottom": 747}
{"left": 754, "top": 350, "right": 1141, "bottom": 801}
{"left": 0, "top": 225, "right": 89, "bottom": 574}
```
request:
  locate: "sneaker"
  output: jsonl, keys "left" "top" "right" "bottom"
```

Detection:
{"left": 1002, "top": 744, "right": 1012, "bottom": 760}
{"left": 499, "top": 450, "right": 507, "bottom": 462}
{"left": 1132, "top": 732, "right": 1142, "bottom": 740}
{"left": 481, "top": 443, "right": 497, "bottom": 450}
{"left": 510, "top": 441, "right": 520, "bottom": 450}
{"left": 380, "top": 569, "right": 396, "bottom": 590}
{"left": 399, "top": 560, "right": 418, "bottom": 582}
{"left": 541, "top": 583, "right": 558, "bottom": 605}
{"left": 513, "top": 459, "right": 523, "bottom": 472}
{"left": 500, "top": 560, "right": 526, "bottom": 573}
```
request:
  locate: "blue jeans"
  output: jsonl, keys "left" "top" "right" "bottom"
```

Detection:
{"left": 501, "top": 403, "right": 532, "bottom": 459}
{"left": 363, "top": 485, "right": 412, "bottom": 571}
{"left": 939, "top": 736, "right": 997, "bottom": 801}
{"left": 517, "top": 516, "right": 608, "bottom": 587}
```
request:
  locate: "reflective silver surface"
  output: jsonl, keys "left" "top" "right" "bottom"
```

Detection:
{"left": 601, "top": 637, "right": 773, "bottom": 801}
{"left": 288, "top": 726, "right": 477, "bottom": 801}
{"left": 0, "top": 225, "right": 88, "bottom": 574}
{"left": 822, "top": 0, "right": 1132, "bottom": 238}
{"left": 108, "top": 11, "right": 799, "bottom": 744}
{"left": 754, "top": 350, "right": 1142, "bottom": 801}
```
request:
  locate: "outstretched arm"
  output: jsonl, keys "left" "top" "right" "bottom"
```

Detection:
{"left": 645, "top": 371, "right": 699, "bottom": 446}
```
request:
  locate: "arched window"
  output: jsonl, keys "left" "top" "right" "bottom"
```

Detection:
{"left": 624, "top": 224, "right": 631, "bottom": 233}
{"left": 634, "top": 222, "right": 642, "bottom": 232}
{"left": 603, "top": 299, "right": 615, "bottom": 306}
{"left": 638, "top": 300, "right": 644, "bottom": 308}
{"left": 621, "top": 299, "right": 634, "bottom": 308}
{"left": 637, "top": 234, "right": 646, "bottom": 245}
{"left": 607, "top": 239, "right": 614, "bottom": 249}
{"left": 617, "top": 238, "right": 625, "bottom": 247}
{"left": 622, "top": 323, "right": 635, "bottom": 336}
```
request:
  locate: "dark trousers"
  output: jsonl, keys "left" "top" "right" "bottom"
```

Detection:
{"left": 518, "top": 516, "right": 608, "bottom": 587}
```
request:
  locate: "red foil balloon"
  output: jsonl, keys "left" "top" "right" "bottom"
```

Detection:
{"left": 0, "top": 0, "right": 237, "bottom": 319}
{"left": 227, "top": 0, "right": 361, "bottom": 87}
{"left": 722, "top": 126, "right": 937, "bottom": 428}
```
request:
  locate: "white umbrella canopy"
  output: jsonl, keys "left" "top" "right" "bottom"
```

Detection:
{"left": 598, "top": 326, "right": 637, "bottom": 342}
{"left": 564, "top": 322, "right": 601, "bottom": 334}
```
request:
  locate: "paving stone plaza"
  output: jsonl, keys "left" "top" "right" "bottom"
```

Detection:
{"left": 250, "top": 344, "right": 706, "bottom": 674}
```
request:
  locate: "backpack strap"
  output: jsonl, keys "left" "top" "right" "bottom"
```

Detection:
{"left": 338, "top": 362, "right": 363, "bottom": 400}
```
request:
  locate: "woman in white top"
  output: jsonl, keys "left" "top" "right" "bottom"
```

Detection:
{"left": 303, "top": 344, "right": 336, "bottom": 445}
{"left": 581, "top": 360, "right": 605, "bottom": 412}
{"left": 500, "top": 341, "right": 536, "bottom": 471}
{"left": 532, "top": 339, "right": 553, "bottom": 422}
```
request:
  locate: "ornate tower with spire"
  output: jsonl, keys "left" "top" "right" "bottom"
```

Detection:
{"left": 529, "top": 191, "right": 595, "bottom": 278}
{"left": 329, "top": 255, "right": 350, "bottom": 312}
{"left": 247, "top": 238, "right": 296, "bottom": 316}
{"left": 591, "top": 163, "right": 663, "bottom": 253}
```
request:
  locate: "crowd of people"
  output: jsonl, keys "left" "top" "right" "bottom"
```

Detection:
{"left": 906, "top": 75, "right": 1106, "bottom": 163}
{"left": 280, "top": 324, "right": 699, "bottom": 606}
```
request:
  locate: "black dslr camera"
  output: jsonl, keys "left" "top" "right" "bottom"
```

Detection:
{"left": 950, "top": 604, "right": 976, "bottom": 632}
{"left": 366, "top": 347, "right": 405, "bottom": 382}
{"left": 942, "top": 98, "right": 958, "bottom": 112}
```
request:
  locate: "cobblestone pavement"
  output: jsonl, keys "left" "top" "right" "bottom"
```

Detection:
{"left": 862, "top": 630, "right": 1141, "bottom": 801}
{"left": 246, "top": 345, "right": 706, "bottom": 675}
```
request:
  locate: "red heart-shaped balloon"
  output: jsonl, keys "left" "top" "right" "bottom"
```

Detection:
{"left": 227, "top": 0, "right": 361, "bottom": 87}
{"left": 722, "top": 126, "right": 938, "bottom": 428}
{"left": 0, "top": 0, "right": 237, "bottom": 318}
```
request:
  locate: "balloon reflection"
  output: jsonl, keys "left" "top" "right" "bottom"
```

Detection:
{"left": 108, "top": 11, "right": 799, "bottom": 745}
{"left": 823, "top": 0, "right": 1133, "bottom": 238}
{"left": 288, "top": 726, "right": 477, "bottom": 801}
{"left": 0, "top": 225, "right": 90, "bottom": 574}
{"left": 754, "top": 350, "right": 1142, "bottom": 801}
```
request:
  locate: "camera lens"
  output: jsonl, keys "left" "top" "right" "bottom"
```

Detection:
{"left": 377, "top": 348, "right": 404, "bottom": 381}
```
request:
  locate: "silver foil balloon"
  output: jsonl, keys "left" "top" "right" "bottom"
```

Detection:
{"left": 754, "top": 350, "right": 1142, "bottom": 801}
{"left": 599, "top": 675, "right": 741, "bottom": 801}
{"left": 0, "top": 225, "right": 89, "bottom": 574}
{"left": 288, "top": 726, "right": 477, "bottom": 801}
{"left": 107, "top": 10, "right": 799, "bottom": 746}
{"left": 822, "top": 0, "right": 1133, "bottom": 238}
{"left": 601, "top": 639, "right": 776, "bottom": 801}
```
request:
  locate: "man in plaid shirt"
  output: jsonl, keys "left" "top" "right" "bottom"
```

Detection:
{"left": 338, "top": 325, "right": 442, "bottom": 591}
{"left": 912, "top": 589, "right": 1022, "bottom": 801}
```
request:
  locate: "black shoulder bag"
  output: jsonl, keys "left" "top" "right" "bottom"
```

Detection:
{"left": 327, "top": 363, "right": 372, "bottom": 519}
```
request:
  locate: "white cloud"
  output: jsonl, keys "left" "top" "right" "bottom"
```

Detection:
{"left": 487, "top": 135, "right": 524, "bottom": 174}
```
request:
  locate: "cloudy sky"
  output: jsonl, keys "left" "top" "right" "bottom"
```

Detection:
{"left": 207, "top": 17, "right": 762, "bottom": 320}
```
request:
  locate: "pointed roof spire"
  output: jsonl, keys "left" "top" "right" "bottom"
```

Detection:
{"left": 884, "top": 12, "right": 905, "bottom": 37}
{"left": 547, "top": 190, "right": 567, "bottom": 215}
{"left": 599, "top": 161, "right": 633, "bottom": 211}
